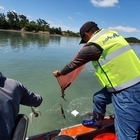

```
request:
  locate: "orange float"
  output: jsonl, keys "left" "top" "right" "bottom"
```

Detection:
{"left": 93, "top": 132, "right": 116, "bottom": 140}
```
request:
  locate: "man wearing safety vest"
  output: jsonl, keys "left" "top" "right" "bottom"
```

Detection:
{"left": 53, "top": 21, "right": 140, "bottom": 140}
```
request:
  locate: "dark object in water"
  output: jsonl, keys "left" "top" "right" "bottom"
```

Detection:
{"left": 59, "top": 103, "right": 66, "bottom": 119}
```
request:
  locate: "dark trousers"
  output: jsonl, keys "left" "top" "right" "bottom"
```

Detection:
{"left": 93, "top": 83, "right": 140, "bottom": 140}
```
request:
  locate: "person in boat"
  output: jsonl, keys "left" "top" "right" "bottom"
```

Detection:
{"left": 53, "top": 21, "right": 140, "bottom": 140}
{"left": 0, "top": 72, "right": 43, "bottom": 140}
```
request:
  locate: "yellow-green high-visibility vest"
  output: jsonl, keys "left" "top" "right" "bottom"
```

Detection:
{"left": 89, "top": 29, "right": 140, "bottom": 92}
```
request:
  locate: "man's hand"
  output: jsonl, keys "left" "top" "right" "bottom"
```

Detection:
{"left": 53, "top": 70, "right": 61, "bottom": 77}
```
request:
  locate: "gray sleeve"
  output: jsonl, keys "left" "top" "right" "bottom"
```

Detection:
{"left": 60, "top": 43, "right": 103, "bottom": 75}
{"left": 17, "top": 82, "right": 43, "bottom": 107}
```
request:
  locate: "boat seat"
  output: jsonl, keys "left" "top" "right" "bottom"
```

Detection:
{"left": 11, "top": 114, "right": 29, "bottom": 140}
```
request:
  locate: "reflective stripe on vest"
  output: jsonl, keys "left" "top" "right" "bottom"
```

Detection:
{"left": 91, "top": 29, "right": 109, "bottom": 41}
{"left": 94, "top": 45, "right": 131, "bottom": 69}
{"left": 107, "top": 75, "right": 140, "bottom": 92}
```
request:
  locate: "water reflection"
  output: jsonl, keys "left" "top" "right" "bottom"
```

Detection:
{"left": 0, "top": 31, "right": 62, "bottom": 49}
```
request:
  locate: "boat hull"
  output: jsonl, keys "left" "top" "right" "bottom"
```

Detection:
{"left": 26, "top": 117, "right": 114, "bottom": 140}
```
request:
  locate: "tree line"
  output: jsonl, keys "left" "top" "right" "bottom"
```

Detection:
{"left": 0, "top": 11, "right": 139, "bottom": 42}
{"left": 0, "top": 11, "right": 80, "bottom": 37}
{"left": 125, "top": 37, "right": 140, "bottom": 43}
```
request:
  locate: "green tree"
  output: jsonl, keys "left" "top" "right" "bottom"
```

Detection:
{"left": 25, "top": 20, "right": 37, "bottom": 32}
{"left": 19, "top": 14, "right": 29, "bottom": 28}
{"left": 7, "top": 11, "right": 20, "bottom": 29}
{"left": 36, "top": 18, "right": 50, "bottom": 31}
{"left": 0, "top": 13, "right": 9, "bottom": 29}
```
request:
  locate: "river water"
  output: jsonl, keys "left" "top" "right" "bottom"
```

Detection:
{"left": 0, "top": 31, "right": 140, "bottom": 137}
